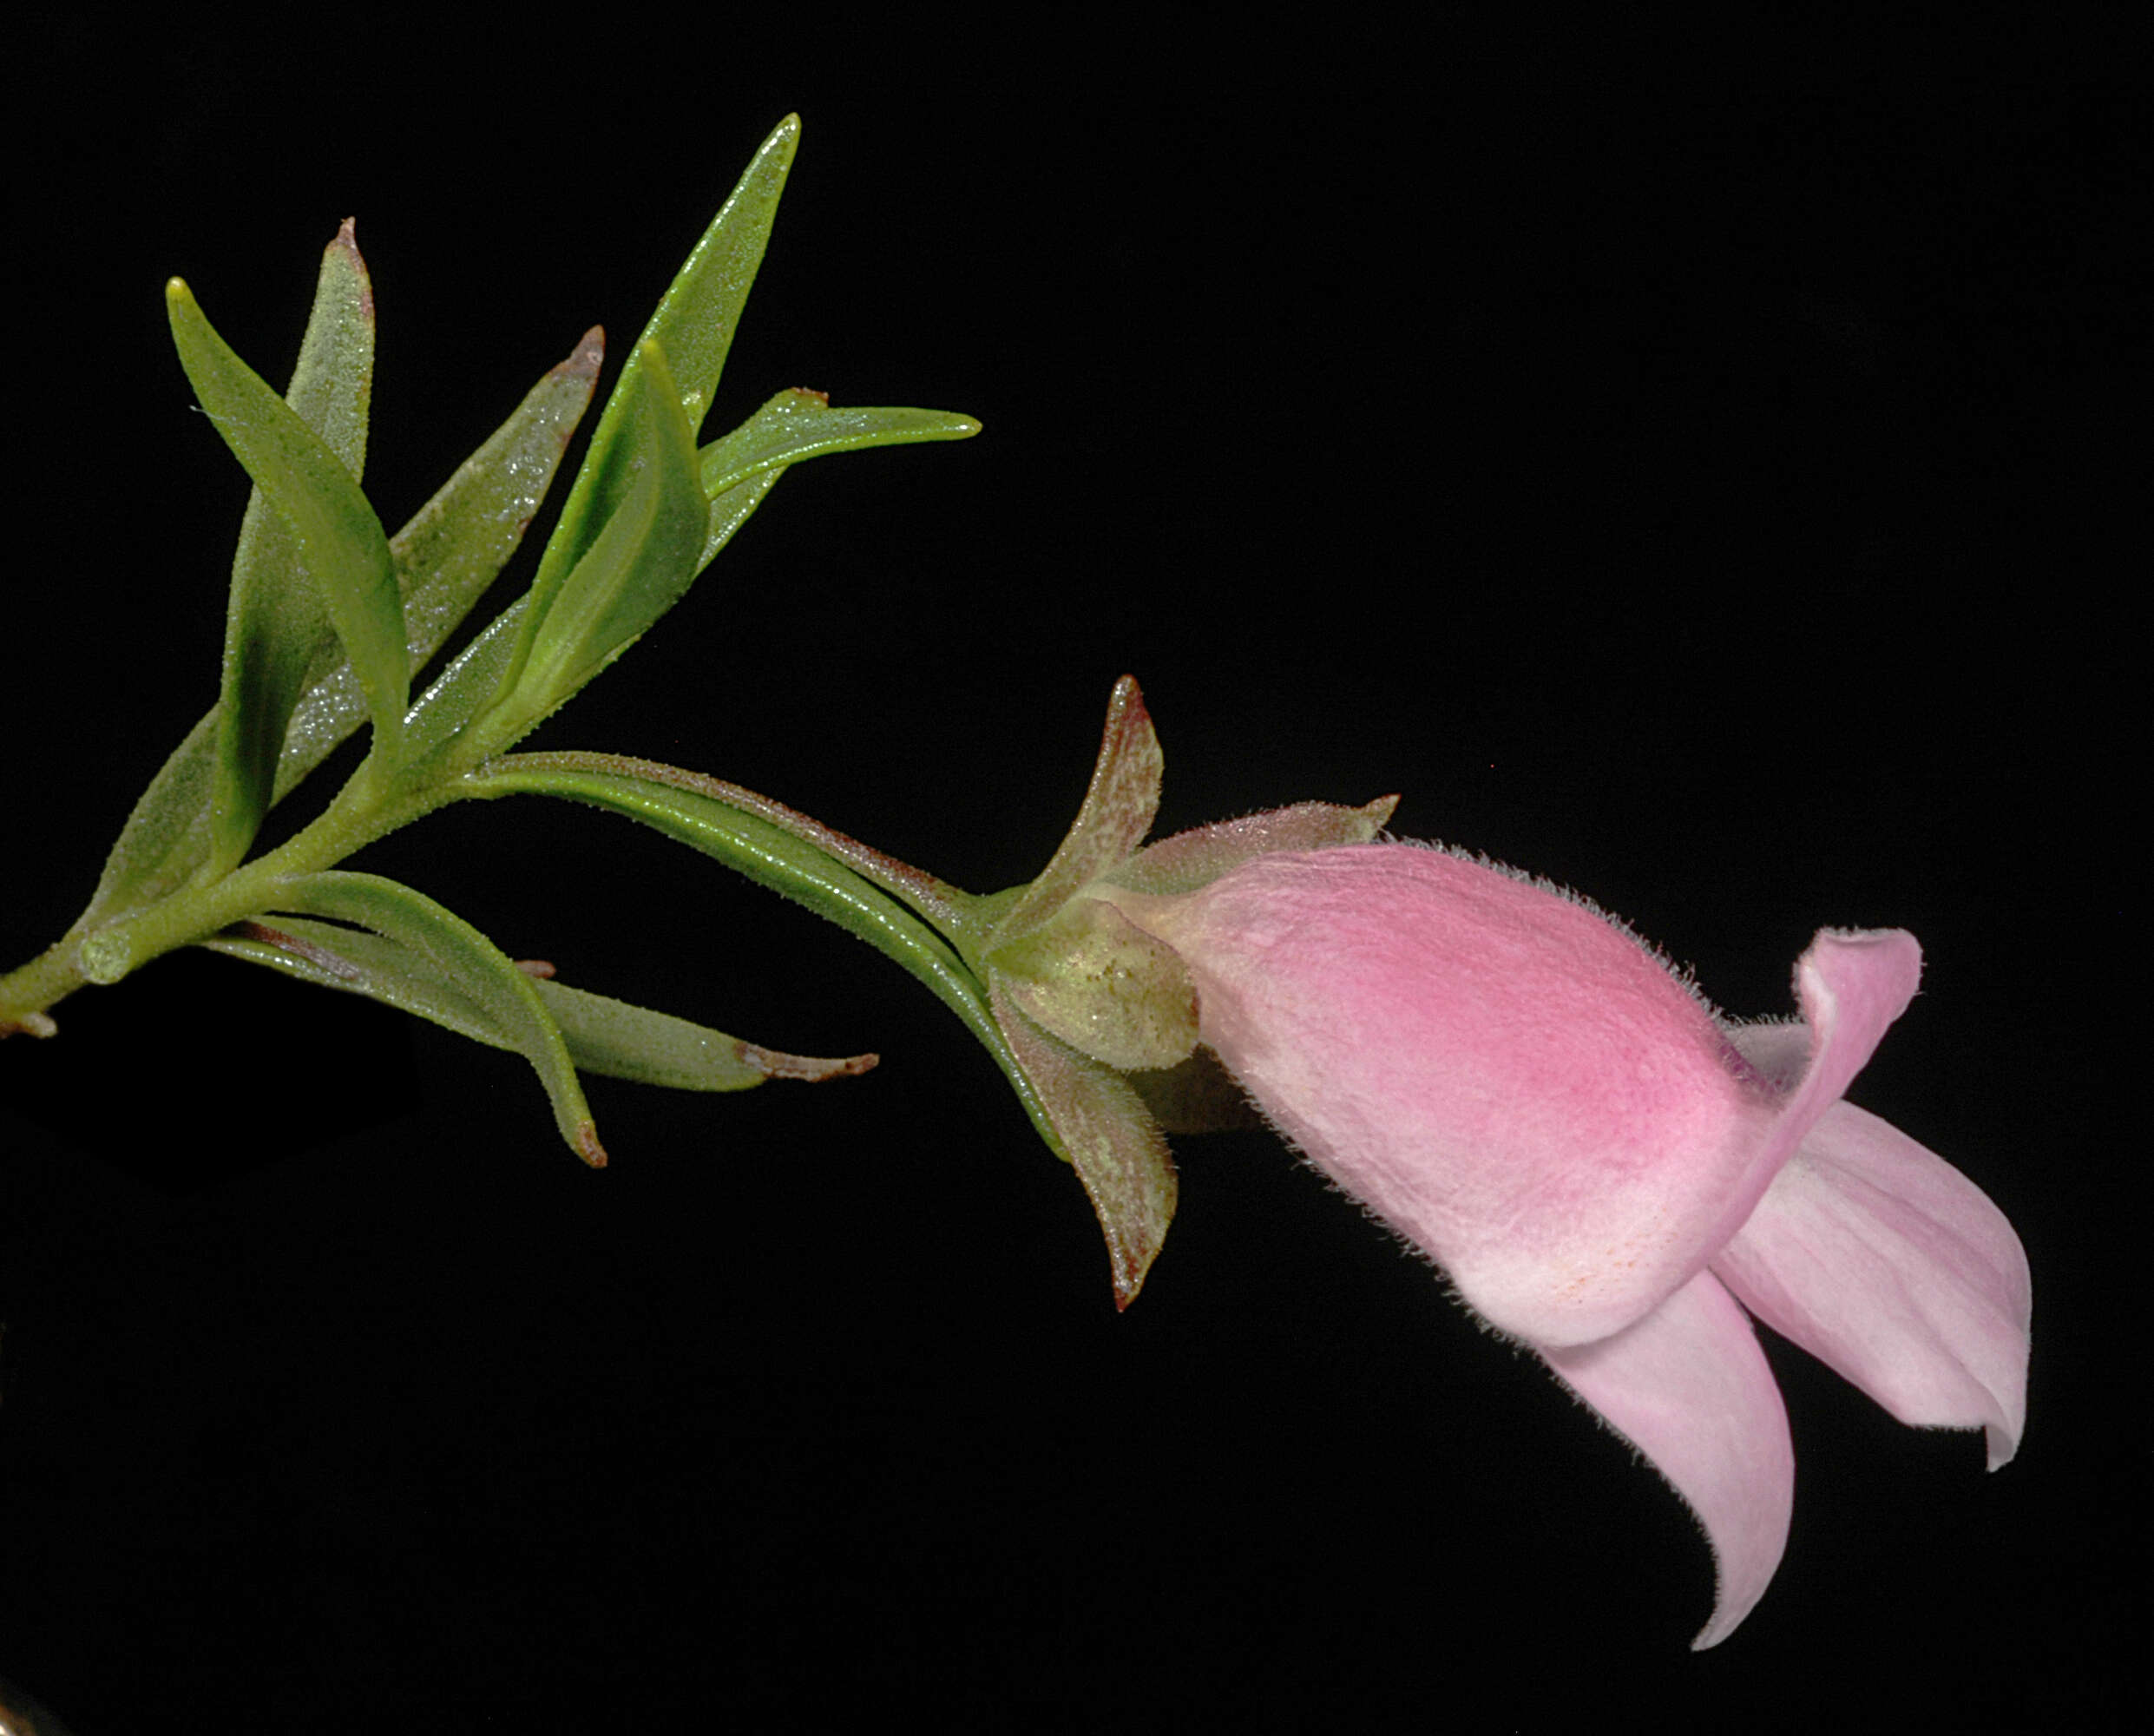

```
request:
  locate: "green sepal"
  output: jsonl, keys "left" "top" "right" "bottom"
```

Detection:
{"left": 1126, "top": 1048, "right": 1263, "bottom": 1135}
{"left": 257, "top": 871, "right": 604, "bottom": 1166}
{"left": 202, "top": 914, "right": 875, "bottom": 1092}
{"left": 1108, "top": 796, "right": 1400, "bottom": 895}
{"left": 989, "top": 894, "right": 1198, "bottom": 1072}
{"left": 982, "top": 675, "right": 1162, "bottom": 956}
{"left": 166, "top": 273, "right": 406, "bottom": 825}
{"left": 505, "top": 340, "right": 708, "bottom": 722}
{"left": 467, "top": 755, "right": 1182, "bottom": 1305}
{"left": 988, "top": 975, "right": 1178, "bottom": 1309}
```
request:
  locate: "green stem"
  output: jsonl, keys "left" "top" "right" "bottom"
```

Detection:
{"left": 0, "top": 755, "right": 453, "bottom": 1031}
{"left": 494, "top": 750, "right": 992, "bottom": 949}
{"left": 459, "top": 760, "right": 1072, "bottom": 1167}
{"left": 0, "top": 936, "right": 78, "bottom": 1036}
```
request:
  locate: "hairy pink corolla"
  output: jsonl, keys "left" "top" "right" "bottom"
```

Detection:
{"left": 1098, "top": 841, "right": 2029, "bottom": 1647}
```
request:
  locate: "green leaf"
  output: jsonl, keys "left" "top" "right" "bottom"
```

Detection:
{"left": 646, "top": 113, "right": 801, "bottom": 437}
{"left": 202, "top": 915, "right": 874, "bottom": 1091}
{"left": 495, "top": 116, "right": 800, "bottom": 706}
{"left": 693, "top": 467, "right": 788, "bottom": 594}
{"left": 403, "top": 596, "right": 529, "bottom": 765}
{"left": 508, "top": 341, "right": 708, "bottom": 719}
{"left": 258, "top": 871, "right": 604, "bottom": 1166}
{"left": 76, "top": 709, "right": 225, "bottom": 928}
{"left": 464, "top": 759, "right": 1071, "bottom": 1147}
{"left": 273, "top": 326, "right": 605, "bottom": 799}
{"left": 83, "top": 231, "right": 373, "bottom": 917}
{"left": 167, "top": 277, "right": 406, "bottom": 800}
{"left": 78, "top": 329, "right": 602, "bottom": 928}
{"left": 534, "top": 974, "right": 876, "bottom": 1090}
{"left": 694, "top": 388, "right": 980, "bottom": 564}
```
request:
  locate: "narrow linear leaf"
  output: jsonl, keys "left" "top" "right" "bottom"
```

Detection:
{"left": 498, "top": 750, "right": 984, "bottom": 944}
{"left": 167, "top": 280, "right": 406, "bottom": 782}
{"left": 534, "top": 976, "right": 876, "bottom": 1089}
{"left": 697, "top": 389, "right": 981, "bottom": 509}
{"left": 79, "top": 709, "right": 223, "bottom": 926}
{"left": 403, "top": 596, "right": 529, "bottom": 765}
{"left": 273, "top": 327, "right": 605, "bottom": 798}
{"left": 646, "top": 113, "right": 800, "bottom": 436}
{"left": 695, "top": 466, "right": 787, "bottom": 589}
{"left": 203, "top": 916, "right": 873, "bottom": 1091}
{"left": 86, "top": 229, "right": 374, "bottom": 917}
{"left": 510, "top": 341, "right": 706, "bottom": 718}
{"left": 261, "top": 871, "right": 603, "bottom": 1166}
{"left": 494, "top": 116, "right": 798, "bottom": 707}
{"left": 463, "top": 762, "right": 1069, "bottom": 1160}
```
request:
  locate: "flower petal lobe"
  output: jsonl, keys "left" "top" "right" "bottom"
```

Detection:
{"left": 1541, "top": 1269, "right": 1794, "bottom": 1650}
{"left": 1713, "top": 1097, "right": 2030, "bottom": 1468}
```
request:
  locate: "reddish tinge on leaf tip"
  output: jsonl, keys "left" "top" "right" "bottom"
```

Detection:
{"left": 575, "top": 1121, "right": 608, "bottom": 1168}
{"left": 739, "top": 1043, "right": 879, "bottom": 1082}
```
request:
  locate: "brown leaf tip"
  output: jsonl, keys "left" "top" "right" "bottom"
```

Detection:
{"left": 561, "top": 326, "right": 606, "bottom": 381}
{"left": 740, "top": 1044, "right": 880, "bottom": 1082}
{"left": 575, "top": 1121, "right": 609, "bottom": 1168}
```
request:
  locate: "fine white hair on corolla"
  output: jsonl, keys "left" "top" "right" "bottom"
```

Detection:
{"left": 1097, "top": 838, "right": 2030, "bottom": 1648}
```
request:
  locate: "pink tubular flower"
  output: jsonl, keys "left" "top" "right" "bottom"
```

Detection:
{"left": 1100, "top": 841, "right": 2030, "bottom": 1648}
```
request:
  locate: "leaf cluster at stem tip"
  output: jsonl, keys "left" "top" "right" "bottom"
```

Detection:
{"left": 0, "top": 115, "right": 979, "bottom": 1168}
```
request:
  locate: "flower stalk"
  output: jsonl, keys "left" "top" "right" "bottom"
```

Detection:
{"left": 2, "top": 109, "right": 2029, "bottom": 1652}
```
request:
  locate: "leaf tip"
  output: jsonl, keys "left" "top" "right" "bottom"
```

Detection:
{"left": 739, "top": 1042, "right": 880, "bottom": 1082}
{"left": 575, "top": 1121, "right": 608, "bottom": 1168}
{"left": 0, "top": 1011, "right": 59, "bottom": 1040}
{"left": 561, "top": 326, "right": 606, "bottom": 383}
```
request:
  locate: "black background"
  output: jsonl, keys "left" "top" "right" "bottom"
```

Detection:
{"left": 3, "top": 17, "right": 2137, "bottom": 1732}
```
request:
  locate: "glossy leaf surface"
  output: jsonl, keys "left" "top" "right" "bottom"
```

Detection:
{"left": 204, "top": 915, "right": 872, "bottom": 1091}
{"left": 84, "top": 232, "right": 373, "bottom": 918}
{"left": 273, "top": 326, "right": 605, "bottom": 798}
{"left": 167, "top": 279, "right": 406, "bottom": 785}
{"left": 511, "top": 342, "right": 707, "bottom": 716}
{"left": 465, "top": 760, "right": 1071, "bottom": 1167}
{"left": 496, "top": 117, "right": 798, "bottom": 702}
{"left": 697, "top": 388, "right": 981, "bottom": 515}
{"left": 259, "top": 871, "right": 603, "bottom": 1165}
{"left": 79, "top": 329, "right": 601, "bottom": 927}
